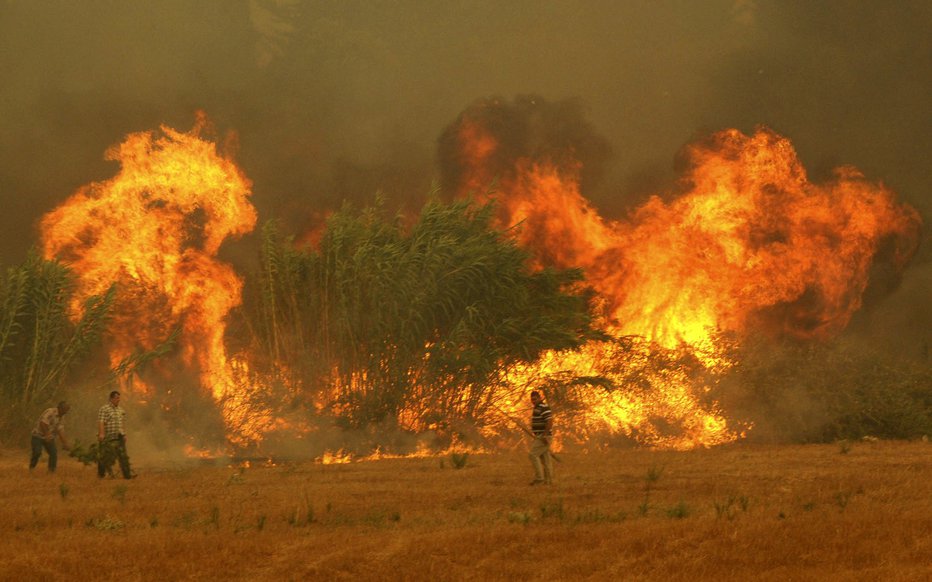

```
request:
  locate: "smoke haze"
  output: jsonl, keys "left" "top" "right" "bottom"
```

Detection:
{"left": 2, "top": 0, "right": 930, "bottom": 358}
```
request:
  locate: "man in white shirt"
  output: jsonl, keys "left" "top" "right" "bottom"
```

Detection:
{"left": 30, "top": 401, "right": 71, "bottom": 473}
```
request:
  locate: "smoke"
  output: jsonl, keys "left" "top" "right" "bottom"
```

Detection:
{"left": 1, "top": 1, "right": 928, "bottom": 356}
{"left": 436, "top": 95, "right": 612, "bottom": 198}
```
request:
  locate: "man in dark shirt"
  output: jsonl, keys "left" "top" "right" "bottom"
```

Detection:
{"left": 528, "top": 390, "right": 554, "bottom": 485}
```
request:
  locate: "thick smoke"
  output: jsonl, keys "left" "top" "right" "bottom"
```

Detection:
{"left": 436, "top": 95, "right": 611, "bottom": 199}
{"left": 1, "top": 1, "right": 929, "bottom": 363}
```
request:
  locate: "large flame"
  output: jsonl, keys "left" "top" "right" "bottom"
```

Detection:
{"left": 40, "top": 113, "right": 264, "bottom": 443}
{"left": 448, "top": 113, "right": 921, "bottom": 448}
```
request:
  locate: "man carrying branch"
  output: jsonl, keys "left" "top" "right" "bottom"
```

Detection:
{"left": 98, "top": 390, "right": 132, "bottom": 479}
{"left": 529, "top": 390, "right": 554, "bottom": 485}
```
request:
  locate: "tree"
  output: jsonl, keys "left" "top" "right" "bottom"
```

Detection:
{"left": 245, "top": 198, "right": 601, "bottom": 431}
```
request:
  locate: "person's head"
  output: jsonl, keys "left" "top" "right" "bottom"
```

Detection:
{"left": 109, "top": 390, "right": 121, "bottom": 406}
{"left": 57, "top": 401, "right": 70, "bottom": 416}
{"left": 530, "top": 390, "right": 542, "bottom": 405}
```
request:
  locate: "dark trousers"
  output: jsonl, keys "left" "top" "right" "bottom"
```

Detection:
{"left": 30, "top": 436, "right": 57, "bottom": 472}
{"left": 98, "top": 436, "right": 132, "bottom": 479}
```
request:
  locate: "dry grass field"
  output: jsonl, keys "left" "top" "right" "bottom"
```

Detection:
{"left": 1, "top": 440, "right": 930, "bottom": 581}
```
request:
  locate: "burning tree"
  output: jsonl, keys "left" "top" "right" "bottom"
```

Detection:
{"left": 247, "top": 198, "right": 603, "bottom": 438}
{"left": 0, "top": 253, "right": 113, "bottom": 432}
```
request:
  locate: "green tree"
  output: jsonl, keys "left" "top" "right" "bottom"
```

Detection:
{"left": 245, "top": 198, "right": 601, "bottom": 430}
{"left": 0, "top": 252, "right": 113, "bottom": 434}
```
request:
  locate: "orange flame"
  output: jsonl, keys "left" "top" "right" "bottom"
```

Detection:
{"left": 40, "top": 113, "right": 264, "bottom": 443}
{"left": 453, "top": 120, "right": 921, "bottom": 447}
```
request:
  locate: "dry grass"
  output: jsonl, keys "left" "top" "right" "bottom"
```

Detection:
{"left": 2, "top": 440, "right": 930, "bottom": 581}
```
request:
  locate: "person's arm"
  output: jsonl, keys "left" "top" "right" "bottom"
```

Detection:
{"left": 98, "top": 419, "right": 106, "bottom": 442}
{"left": 39, "top": 420, "right": 53, "bottom": 441}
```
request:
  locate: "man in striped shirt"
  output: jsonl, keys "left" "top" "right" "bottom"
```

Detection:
{"left": 528, "top": 390, "right": 554, "bottom": 485}
{"left": 29, "top": 401, "right": 71, "bottom": 472}
{"left": 97, "top": 390, "right": 132, "bottom": 479}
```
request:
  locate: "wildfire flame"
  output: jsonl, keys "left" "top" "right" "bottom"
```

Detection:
{"left": 40, "top": 113, "right": 265, "bottom": 443}
{"left": 448, "top": 109, "right": 921, "bottom": 448}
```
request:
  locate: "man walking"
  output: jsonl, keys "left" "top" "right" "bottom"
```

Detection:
{"left": 528, "top": 390, "right": 554, "bottom": 485}
{"left": 30, "top": 401, "right": 71, "bottom": 473}
{"left": 97, "top": 390, "right": 132, "bottom": 479}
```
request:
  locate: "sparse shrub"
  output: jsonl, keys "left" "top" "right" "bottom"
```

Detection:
{"left": 639, "top": 465, "right": 664, "bottom": 516}
{"left": 112, "top": 484, "right": 127, "bottom": 505}
{"left": 834, "top": 491, "right": 852, "bottom": 511}
{"left": 450, "top": 452, "right": 469, "bottom": 469}
{"left": 59, "top": 483, "right": 69, "bottom": 500}
{"left": 712, "top": 339, "right": 932, "bottom": 443}
{"left": 838, "top": 439, "right": 852, "bottom": 454}
{"left": 714, "top": 497, "right": 736, "bottom": 520}
{"left": 88, "top": 515, "right": 124, "bottom": 531}
{"left": 715, "top": 494, "right": 750, "bottom": 519}
{"left": 256, "top": 515, "right": 266, "bottom": 531}
{"left": 508, "top": 511, "right": 531, "bottom": 524}
{"left": 287, "top": 489, "right": 315, "bottom": 527}
{"left": 539, "top": 498, "right": 564, "bottom": 520}
{"left": 666, "top": 501, "right": 690, "bottom": 519}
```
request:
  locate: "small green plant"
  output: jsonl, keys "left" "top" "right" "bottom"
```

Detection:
{"left": 714, "top": 494, "right": 750, "bottom": 519}
{"left": 666, "top": 501, "right": 690, "bottom": 519}
{"left": 59, "top": 483, "right": 69, "bottom": 500}
{"left": 539, "top": 498, "right": 565, "bottom": 520}
{"left": 256, "top": 514, "right": 266, "bottom": 531}
{"left": 88, "top": 515, "right": 124, "bottom": 531}
{"left": 112, "top": 484, "right": 128, "bottom": 505}
{"left": 287, "top": 489, "right": 315, "bottom": 527}
{"left": 450, "top": 452, "right": 469, "bottom": 469}
{"left": 834, "top": 491, "right": 852, "bottom": 511}
{"left": 838, "top": 440, "right": 852, "bottom": 455}
{"left": 639, "top": 465, "right": 664, "bottom": 516}
{"left": 646, "top": 465, "right": 664, "bottom": 484}
{"left": 149, "top": 516, "right": 159, "bottom": 528}
{"left": 507, "top": 511, "right": 531, "bottom": 524}
{"left": 714, "top": 497, "right": 736, "bottom": 520}
{"left": 209, "top": 506, "right": 220, "bottom": 529}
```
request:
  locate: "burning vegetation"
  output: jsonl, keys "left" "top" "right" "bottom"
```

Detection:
{"left": 0, "top": 98, "right": 925, "bottom": 457}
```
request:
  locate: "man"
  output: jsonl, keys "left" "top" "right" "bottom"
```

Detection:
{"left": 97, "top": 390, "right": 132, "bottom": 479}
{"left": 30, "top": 401, "right": 71, "bottom": 473}
{"left": 528, "top": 390, "right": 554, "bottom": 485}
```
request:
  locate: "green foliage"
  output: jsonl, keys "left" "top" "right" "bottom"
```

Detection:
{"left": 0, "top": 252, "right": 113, "bottom": 433}
{"left": 69, "top": 439, "right": 131, "bottom": 477}
{"left": 712, "top": 338, "right": 932, "bottom": 443}
{"left": 715, "top": 494, "right": 750, "bottom": 519}
{"left": 112, "top": 484, "right": 128, "bottom": 505}
{"left": 244, "top": 198, "right": 600, "bottom": 431}
{"left": 450, "top": 452, "right": 469, "bottom": 469}
{"left": 666, "top": 501, "right": 690, "bottom": 519}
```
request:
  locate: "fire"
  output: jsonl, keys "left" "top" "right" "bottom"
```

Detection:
{"left": 40, "top": 113, "right": 264, "bottom": 444}
{"left": 448, "top": 109, "right": 921, "bottom": 448}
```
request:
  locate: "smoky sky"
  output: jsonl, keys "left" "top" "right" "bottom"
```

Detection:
{"left": 1, "top": 0, "right": 930, "bottom": 355}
